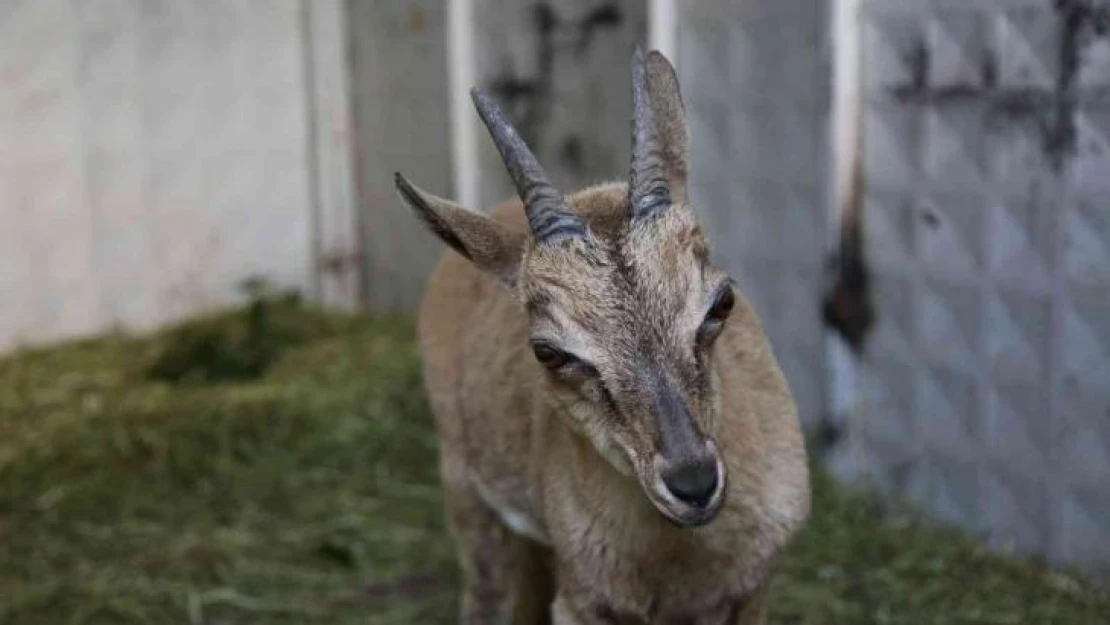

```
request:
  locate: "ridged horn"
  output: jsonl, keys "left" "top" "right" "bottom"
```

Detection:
{"left": 470, "top": 88, "right": 585, "bottom": 243}
{"left": 629, "top": 46, "right": 671, "bottom": 220}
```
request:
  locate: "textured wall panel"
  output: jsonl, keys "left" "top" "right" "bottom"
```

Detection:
{"left": 678, "top": 1, "right": 831, "bottom": 427}
{"left": 848, "top": 0, "right": 1110, "bottom": 572}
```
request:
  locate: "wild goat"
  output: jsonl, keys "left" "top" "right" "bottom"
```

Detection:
{"left": 395, "top": 48, "right": 810, "bottom": 625}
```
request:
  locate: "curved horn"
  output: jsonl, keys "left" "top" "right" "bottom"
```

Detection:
{"left": 470, "top": 88, "right": 585, "bottom": 243}
{"left": 629, "top": 46, "right": 671, "bottom": 220}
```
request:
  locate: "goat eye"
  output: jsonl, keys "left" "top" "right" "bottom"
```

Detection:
{"left": 708, "top": 286, "right": 735, "bottom": 321}
{"left": 698, "top": 285, "right": 734, "bottom": 344}
{"left": 532, "top": 343, "right": 572, "bottom": 369}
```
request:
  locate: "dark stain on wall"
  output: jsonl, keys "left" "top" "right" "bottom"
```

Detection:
{"left": 822, "top": 161, "right": 875, "bottom": 358}
{"left": 1049, "top": 0, "right": 1110, "bottom": 167}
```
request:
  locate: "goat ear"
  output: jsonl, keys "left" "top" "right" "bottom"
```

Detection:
{"left": 645, "top": 50, "right": 688, "bottom": 203}
{"left": 394, "top": 173, "right": 524, "bottom": 285}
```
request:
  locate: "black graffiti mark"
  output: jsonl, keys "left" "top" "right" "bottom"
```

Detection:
{"left": 559, "top": 135, "right": 584, "bottom": 171}
{"left": 887, "top": 1, "right": 1110, "bottom": 171}
{"left": 921, "top": 208, "right": 940, "bottom": 229}
{"left": 981, "top": 52, "right": 998, "bottom": 89}
{"left": 574, "top": 3, "right": 623, "bottom": 55}
{"left": 486, "top": 1, "right": 624, "bottom": 171}
{"left": 1049, "top": 0, "right": 1110, "bottom": 169}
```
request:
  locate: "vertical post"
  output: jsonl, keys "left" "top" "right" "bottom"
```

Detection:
{"left": 832, "top": 0, "right": 863, "bottom": 219}
{"left": 649, "top": 0, "right": 677, "bottom": 61}
{"left": 825, "top": 0, "right": 866, "bottom": 478}
{"left": 299, "top": 0, "right": 323, "bottom": 304}
{"left": 301, "top": 0, "right": 360, "bottom": 310}
{"left": 448, "top": 0, "right": 479, "bottom": 209}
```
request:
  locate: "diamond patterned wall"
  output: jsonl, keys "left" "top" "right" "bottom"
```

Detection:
{"left": 678, "top": 1, "right": 831, "bottom": 428}
{"left": 850, "top": 0, "right": 1110, "bottom": 571}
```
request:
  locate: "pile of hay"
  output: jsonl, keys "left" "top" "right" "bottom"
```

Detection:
{"left": 0, "top": 295, "right": 1104, "bottom": 624}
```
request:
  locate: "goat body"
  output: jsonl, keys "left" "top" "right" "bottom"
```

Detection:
{"left": 398, "top": 49, "right": 810, "bottom": 625}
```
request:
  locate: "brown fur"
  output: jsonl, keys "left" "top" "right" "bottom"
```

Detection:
{"left": 399, "top": 50, "right": 810, "bottom": 625}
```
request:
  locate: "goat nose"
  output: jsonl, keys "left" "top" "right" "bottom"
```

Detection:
{"left": 661, "top": 461, "right": 718, "bottom": 507}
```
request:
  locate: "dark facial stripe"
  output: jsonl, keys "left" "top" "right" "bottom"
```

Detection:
{"left": 598, "top": 378, "right": 621, "bottom": 420}
{"left": 645, "top": 366, "right": 702, "bottom": 463}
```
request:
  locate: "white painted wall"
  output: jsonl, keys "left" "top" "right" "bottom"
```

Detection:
{"left": 0, "top": 0, "right": 356, "bottom": 351}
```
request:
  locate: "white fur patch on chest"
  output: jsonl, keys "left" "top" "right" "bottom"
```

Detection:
{"left": 472, "top": 476, "right": 552, "bottom": 546}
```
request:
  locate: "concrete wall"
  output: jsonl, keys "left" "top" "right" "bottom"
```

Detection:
{"left": 0, "top": 0, "right": 356, "bottom": 350}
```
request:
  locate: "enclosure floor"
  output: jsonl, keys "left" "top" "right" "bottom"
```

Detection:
{"left": 0, "top": 298, "right": 1105, "bottom": 624}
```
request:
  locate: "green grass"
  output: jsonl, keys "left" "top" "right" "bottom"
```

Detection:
{"left": 0, "top": 297, "right": 1106, "bottom": 624}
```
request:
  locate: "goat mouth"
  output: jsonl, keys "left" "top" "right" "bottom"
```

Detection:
{"left": 644, "top": 455, "right": 727, "bottom": 528}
